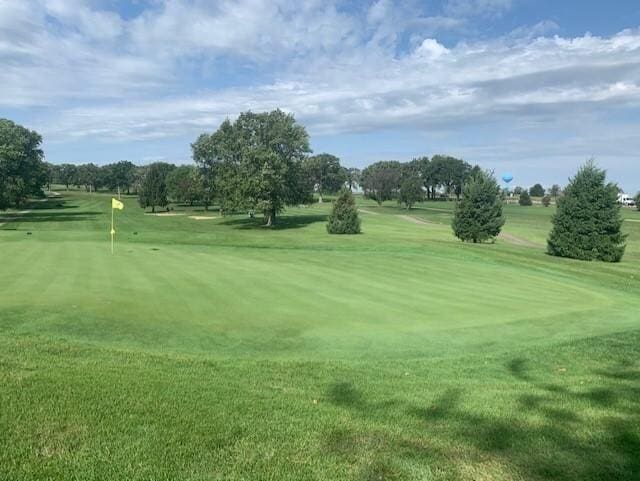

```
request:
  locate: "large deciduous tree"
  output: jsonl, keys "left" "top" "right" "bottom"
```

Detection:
{"left": 398, "top": 161, "right": 424, "bottom": 209}
{"left": 361, "top": 161, "right": 402, "bottom": 205}
{"left": 547, "top": 160, "right": 626, "bottom": 262}
{"left": 430, "top": 155, "right": 471, "bottom": 200}
{"left": 452, "top": 170, "right": 505, "bottom": 243}
{"left": 138, "top": 162, "right": 173, "bottom": 213}
{"left": 302, "top": 153, "right": 345, "bottom": 203}
{"left": 166, "top": 165, "right": 204, "bottom": 205}
{"left": 194, "top": 110, "right": 311, "bottom": 225}
{"left": 0, "top": 119, "right": 47, "bottom": 209}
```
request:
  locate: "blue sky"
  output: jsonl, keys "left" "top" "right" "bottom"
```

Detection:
{"left": 2, "top": 0, "right": 640, "bottom": 191}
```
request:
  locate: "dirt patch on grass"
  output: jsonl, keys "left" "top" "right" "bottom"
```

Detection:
{"left": 499, "top": 232, "right": 543, "bottom": 248}
{"left": 189, "top": 216, "right": 216, "bottom": 220}
{"left": 358, "top": 208, "right": 380, "bottom": 215}
{"left": 397, "top": 214, "right": 431, "bottom": 225}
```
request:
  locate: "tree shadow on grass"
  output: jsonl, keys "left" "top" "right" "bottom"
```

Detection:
{"left": 324, "top": 359, "right": 640, "bottom": 480}
{"left": 0, "top": 211, "right": 101, "bottom": 225}
{"left": 26, "top": 198, "right": 78, "bottom": 210}
{"left": 221, "top": 214, "right": 326, "bottom": 230}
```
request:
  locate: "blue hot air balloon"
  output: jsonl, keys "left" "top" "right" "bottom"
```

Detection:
{"left": 502, "top": 173, "right": 514, "bottom": 184}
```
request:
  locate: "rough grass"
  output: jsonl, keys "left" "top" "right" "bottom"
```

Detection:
{"left": 1, "top": 191, "right": 639, "bottom": 480}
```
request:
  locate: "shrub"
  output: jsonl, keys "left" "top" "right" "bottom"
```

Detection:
{"left": 327, "top": 188, "right": 361, "bottom": 234}
{"left": 519, "top": 190, "right": 533, "bottom": 206}
{"left": 452, "top": 170, "right": 505, "bottom": 243}
{"left": 547, "top": 160, "right": 626, "bottom": 262}
{"left": 541, "top": 195, "right": 551, "bottom": 207}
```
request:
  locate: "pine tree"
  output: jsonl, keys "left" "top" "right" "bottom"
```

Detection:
{"left": 327, "top": 188, "right": 361, "bottom": 234}
{"left": 519, "top": 190, "right": 533, "bottom": 206}
{"left": 547, "top": 160, "right": 626, "bottom": 262}
{"left": 452, "top": 170, "right": 505, "bottom": 243}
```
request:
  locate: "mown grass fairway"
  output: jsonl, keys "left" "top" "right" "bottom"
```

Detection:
{"left": 1, "top": 192, "right": 639, "bottom": 480}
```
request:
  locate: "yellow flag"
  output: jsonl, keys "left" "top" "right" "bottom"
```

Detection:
{"left": 112, "top": 198, "right": 124, "bottom": 210}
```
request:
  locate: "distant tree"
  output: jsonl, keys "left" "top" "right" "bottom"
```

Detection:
{"left": 302, "top": 153, "right": 345, "bottom": 203}
{"left": 519, "top": 190, "right": 533, "bottom": 206}
{"left": 513, "top": 186, "right": 524, "bottom": 195}
{"left": 430, "top": 155, "right": 471, "bottom": 200}
{"left": 166, "top": 165, "right": 203, "bottom": 205}
{"left": 361, "top": 161, "right": 402, "bottom": 205}
{"left": 138, "top": 162, "right": 172, "bottom": 213}
{"left": 76, "top": 163, "right": 102, "bottom": 192}
{"left": 398, "top": 162, "right": 424, "bottom": 209}
{"left": 452, "top": 170, "right": 505, "bottom": 243}
{"left": 549, "top": 184, "right": 562, "bottom": 198}
{"left": 327, "top": 188, "right": 361, "bottom": 234}
{"left": 636, "top": 193, "right": 640, "bottom": 211}
{"left": 131, "top": 165, "right": 147, "bottom": 195}
{"left": 414, "top": 156, "right": 434, "bottom": 199}
{"left": 104, "top": 161, "right": 136, "bottom": 194}
{"left": 345, "top": 167, "right": 362, "bottom": 191}
{"left": 44, "top": 162, "right": 56, "bottom": 191}
{"left": 0, "top": 119, "right": 47, "bottom": 209}
{"left": 529, "top": 183, "right": 545, "bottom": 197}
{"left": 548, "top": 160, "right": 626, "bottom": 262}
{"left": 58, "top": 164, "right": 78, "bottom": 190}
{"left": 541, "top": 195, "right": 552, "bottom": 207}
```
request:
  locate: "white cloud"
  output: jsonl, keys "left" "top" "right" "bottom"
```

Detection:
{"left": 1, "top": 0, "right": 640, "bottom": 183}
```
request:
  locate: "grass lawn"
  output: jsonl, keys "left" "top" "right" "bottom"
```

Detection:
{"left": 1, "top": 191, "right": 639, "bottom": 480}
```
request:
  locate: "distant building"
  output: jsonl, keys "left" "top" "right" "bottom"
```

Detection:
{"left": 617, "top": 193, "right": 636, "bottom": 206}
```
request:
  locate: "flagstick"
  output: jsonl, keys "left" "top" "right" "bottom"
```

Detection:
{"left": 111, "top": 207, "right": 114, "bottom": 255}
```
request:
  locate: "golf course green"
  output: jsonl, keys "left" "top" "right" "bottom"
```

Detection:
{"left": 1, "top": 190, "right": 639, "bottom": 480}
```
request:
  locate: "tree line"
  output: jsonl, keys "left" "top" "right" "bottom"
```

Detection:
{"left": 1, "top": 115, "right": 635, "bottom": 262}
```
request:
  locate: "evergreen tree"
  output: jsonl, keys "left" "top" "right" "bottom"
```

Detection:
{"left": 547, "top": 160, "right": 626, "bottom": 262}
{"left": 452, "top": 170, "right": 505, "bottom": 243}
{"left": 519, "top": 190, "right": 533, "bottom": 206}
{"left": 635, "top": 193, "right": 640, "bottom": 211}
{"left": 327, "top": 188, "right": 361, "bottom": 234}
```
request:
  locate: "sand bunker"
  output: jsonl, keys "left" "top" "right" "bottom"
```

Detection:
{"left": 144, "top": 212, "right": 185, "bottom": 216}
{"left": 188, "top": 216, "right": 216, "bottom": 220}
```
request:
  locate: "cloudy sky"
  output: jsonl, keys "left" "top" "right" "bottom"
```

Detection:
{"left": 2, "top": 0, "right": 640, "bottom": 190}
